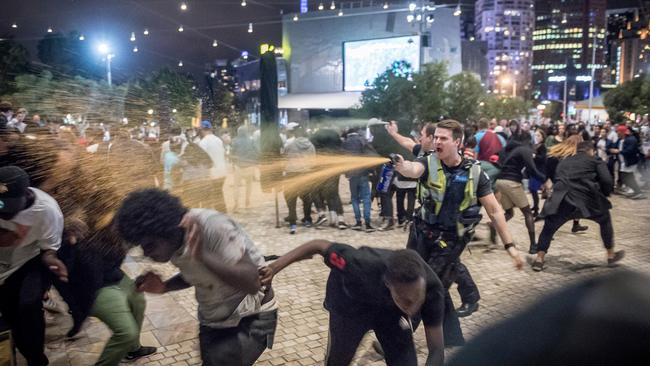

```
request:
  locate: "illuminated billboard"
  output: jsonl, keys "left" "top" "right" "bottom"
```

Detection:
{"left": 343, "top": 35, "right": 420, "bottom": 91}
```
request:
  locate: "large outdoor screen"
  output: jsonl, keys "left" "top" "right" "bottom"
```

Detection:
{"left": 343, "top": 35, "right": 420, "bottom": 91}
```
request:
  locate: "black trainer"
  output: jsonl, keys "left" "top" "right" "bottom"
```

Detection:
{"left": 607, "top": 250, "right": 625, "bottom": 267}
{"left": 379, "top": 220, "right": 394, "bottom": 231}
{"left": 124, "top": 346, "right": 157, "bottom": 362}
{"left": 571, "top": 223, "right": 588, "bottom": 233}
{"left": 351, "top": 222, "right": 363, "bottom": 231}
{"left": 315, "top": 215, "right": 328, "bottom": 226}
{"left": 365, "top": 223, "right": 376, "bottom": 233}
{"left": 456, "top": 302, "right": 479, "bottom": 318}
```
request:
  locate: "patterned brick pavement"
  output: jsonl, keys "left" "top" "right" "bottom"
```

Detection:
{"left": 28, "top": 177, "right": 650, "bottom": 365}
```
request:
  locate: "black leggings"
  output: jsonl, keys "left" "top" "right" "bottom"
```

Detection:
{"left": 537, "top": 201, "right": 614, "bottom": 253}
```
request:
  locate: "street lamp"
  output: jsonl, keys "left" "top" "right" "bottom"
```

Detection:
{"left": 97, "top": 43, "right": 114, "bottom": 86}
{"left": 500, "top": 75, "right": 516, "bottom": 97}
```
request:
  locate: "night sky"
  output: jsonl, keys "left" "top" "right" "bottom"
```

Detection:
{"left": 2, "top": 0, "right": 637, "bottom": 81}
{"left": 1, "top": 0, "right": 308, "bottom": 80}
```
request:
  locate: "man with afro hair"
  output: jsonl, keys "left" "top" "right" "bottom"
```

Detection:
{"left": 115, "top": 188, "right": 277, "bottom": 366}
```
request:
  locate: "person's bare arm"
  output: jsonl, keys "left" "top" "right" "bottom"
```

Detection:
{"left": 393, "top": 154, "right": 425, "bottom": 178}
{"left": 259, "top": 239, "right": 332, "bottom": 286}
{"left": 424, "top": 324, "right": 444, "bottom": 366}
{"left": 386, "top": 121, "right": 417, "bottom": 152}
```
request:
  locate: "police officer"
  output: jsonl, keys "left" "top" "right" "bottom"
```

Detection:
{"left": 394, "top": 119, "right": 523, "bottom": 346}
{"left": 386, "top": 121, "right": 482, "bottom": 318}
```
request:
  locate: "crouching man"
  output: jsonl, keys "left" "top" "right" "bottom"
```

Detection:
{"left": 260, "top": 239, "right": 445, "bottom": 366}
{"left": 114, "top": 188, "right": 277, "bottom": 366}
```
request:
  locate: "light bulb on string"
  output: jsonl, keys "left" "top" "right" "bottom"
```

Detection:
{"left": 338, "top": 9, "right": 343, "bottom": 16}
{"left": 409, "top": 2, "right": 416, "bottom": 11}
{"left": 11, "top": 23, "right": 17, "bottom": 29}
{"left": 406, "top": 14, "right": 414, "bottom": 22}
{"left": 143, "top": 28, "right": 149, "bottom": 35}
{"left": 318, "top": 3, "right": 324, "bottom": 10}
{"left": 178, "top": 60, "right": 183, "bottom": 67}
{"left": 130, "top": 32, "right": 136, "bottom": 42}
{"left": 248, "top": 23, "right": 253, "bottom": 33}
{"left": 241, "top": 0, "right": 246, "bottom": 6}
{"left": 47, "top": 27, "right": 53, "bottom": 33}
{"left": 293, "top": 14, "right": 299, "bottom": 21}
{"left": 383, "top": 2, "right": 388, "bottom": 9}
{"left": 212, "top": 39, "right": 218, "bottom": 47}
{"left": 79, "top": 34, "right": 85, "bottom": 41}
{"left": 180, "top": 2, "right": 187, "bottom": 11}
{"left": 133, "top": 46, "right": 138, "bottom": 52}
{"left": 178, "top": 25, "right": 184, "bottom": 32}
{"left": 330, "top": 1, "right": 335, "bottom": 10}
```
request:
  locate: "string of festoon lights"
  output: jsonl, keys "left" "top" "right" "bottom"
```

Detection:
{"left": 4, "top": 1, "right": 460, "bottom": 68}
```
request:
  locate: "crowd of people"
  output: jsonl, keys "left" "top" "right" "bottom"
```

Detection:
{"left": 1, "top": 96, "right": 649, "bottom": 366}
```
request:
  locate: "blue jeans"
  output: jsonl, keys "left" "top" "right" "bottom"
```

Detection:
{"left": 349, "top": 175, "right": 371, "bottom": 223}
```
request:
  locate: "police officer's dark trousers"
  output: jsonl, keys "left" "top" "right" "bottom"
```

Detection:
{"left": 406, "top": 221, "right": 467, "bottom": 346}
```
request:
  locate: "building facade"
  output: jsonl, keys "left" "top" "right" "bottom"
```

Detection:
{"left": 532, "top": 0, "right": 607, "bottom": 102}
{"left": 282, "top": 4, "right": 462, "bottom": 95}
{"left": 475, "top": 0, "right": 535, "bottom": 97}
{"left": 606, "top": 4, "right": 650, "bottom": 85}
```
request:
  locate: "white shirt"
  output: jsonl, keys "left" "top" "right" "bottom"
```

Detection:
{"left": 0, "top": 188, "right": 63, "bottom": 285}
{"left": 198, "top": 134, "right": 227, "bottom": 179}
{"left": 7, "top": 118, "right": 26, "bottom": 133}
{"left": 171, "top": 209, "right": 271, "bottom": 328}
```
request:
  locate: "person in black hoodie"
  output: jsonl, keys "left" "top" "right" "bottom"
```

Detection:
{"left": 531, "top": 141, "right": 625, "bottom": 271}
{"left": 310, "top": 127, "right": 347, "bottom": 229}
{"left": 529, "top": 128, "right": 547, "bottom": 219}
{"left": 494, "top": 132, "right": 546, "bottom": 254}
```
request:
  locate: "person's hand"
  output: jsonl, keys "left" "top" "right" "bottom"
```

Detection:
{"left": 64, "top": 218, "right": 88, "bottom": 245}
{"left": 385, "top": 120, "right": 398, "bottom": 135}
{"left": 259, "top": 263, "right": 277, "bottom": 287}
{"left": 179, "top": 214, "right": 203, "bottom": 261}
{"left": 508, "top": 250, "right": 524, "bottom": 270}
{"left": 42, "top": 250, "right": 69, "bottom": 282}
{"left": 135, "top": 271, "right": 166, "bottom": 293}
{"left": 393, "top": 154, "right": 405, "bottom": 169}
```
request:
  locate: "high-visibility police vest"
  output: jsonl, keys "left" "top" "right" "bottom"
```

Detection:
{"left": 416, "top": 155, "right": 482, "bottom": 236}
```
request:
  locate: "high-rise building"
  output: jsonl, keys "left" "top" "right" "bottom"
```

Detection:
{"left": 475, "top": 0, "right": 535, "bottom": 97}
{"left": 606, "top": 3, "right": 650, "bottom": 85}
{"left": 532, "top": 0, "right": 607, "bottom": 102}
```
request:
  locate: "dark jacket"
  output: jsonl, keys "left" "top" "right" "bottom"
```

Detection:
{"left": 498, "top": 140, "right": 546, "bottom": 182}
{"left": 55, "top": 228, "right": 127, "bottom": 336}
{"left": 620, "top": 135, "right": 640, "bottom": 167}
{"left": 541, "top": 152, "right": 612, "bottom": 218}
{"left": 310, "top": 128, "right": 341, "bottom": 153}
{"left": 342, "top": 132, "right": 376, "bottom": 177}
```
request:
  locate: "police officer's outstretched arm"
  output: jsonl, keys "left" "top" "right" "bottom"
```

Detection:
{"left": 479, "top": 193, "right": 524, "bottom": 270}
{"left": 393, "top": 154, "right": 425, "bottom": 178}
{"left": 259, "top": 239, "right": 333, "bottom": 285}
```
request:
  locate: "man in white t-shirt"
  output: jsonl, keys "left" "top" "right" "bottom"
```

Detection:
{"left": 0, "top": 166, "right": 66, "bottom": 366}
{"left": 197, "top": 120, "right": 228, "bottom": 212}
{"left": 115, "top": 189, "right": 277, "bottom": 366}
